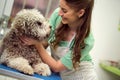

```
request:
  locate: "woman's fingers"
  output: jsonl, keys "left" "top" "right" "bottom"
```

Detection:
{"left": 19, "top": 36, "right": 42, "bottom": 46}
{"left": 20, "top": 36, "right": 33, "bottom": 45}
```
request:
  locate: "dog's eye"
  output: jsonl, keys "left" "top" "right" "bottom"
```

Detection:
{"left": 36, "top": 21, "right": 42, "bottom": 26}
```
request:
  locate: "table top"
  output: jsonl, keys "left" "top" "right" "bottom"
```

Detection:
{"left": 0, "top": 64, "right": 61, "bottom": 80}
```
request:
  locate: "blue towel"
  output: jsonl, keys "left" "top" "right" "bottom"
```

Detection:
{"left": 0, "top": 64, "right": 61, "bottom": 80}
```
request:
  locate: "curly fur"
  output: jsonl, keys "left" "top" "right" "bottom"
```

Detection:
{"left": 0, "top": 9, "right": 51, "bottom": 76}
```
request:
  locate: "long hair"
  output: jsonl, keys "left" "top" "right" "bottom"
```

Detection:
{"left": 52, "top": 0, "right": 94, "bottom": 68}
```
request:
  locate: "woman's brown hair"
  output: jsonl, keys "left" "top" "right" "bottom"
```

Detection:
{"left": 52, "top": 0, "right": 94, "bottom": 68}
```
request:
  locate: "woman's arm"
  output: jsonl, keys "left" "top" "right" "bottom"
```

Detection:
{"left": 41, "top": 40, "right": 49, "bottom": 49}
{"left": 20, "top": 37, "right": 67, "bottom": 72}
{"left": 35, "top": 42, "right": 67, "bottom": 72}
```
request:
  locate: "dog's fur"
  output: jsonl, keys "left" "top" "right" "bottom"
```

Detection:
{"left": 0, "top": 9, "right": 51, "bottom": 76}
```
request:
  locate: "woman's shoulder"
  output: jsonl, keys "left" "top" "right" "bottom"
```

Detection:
{"left": 48, "top": 8, "right": 61, "bottom": 43}
{"left": 49, "top": 7, "right": 60, "bottom": 21}
{"left": 49, "top": 8, "right": 61, "bottom": 28}
{"left": 85, "top": 32, "right": 94, "bottom": 44}
{"left": 52, "top": 8, "right": 60, "bottom": 13}
{"left": 83, "top": 32, "right": 95, "bottom": 51}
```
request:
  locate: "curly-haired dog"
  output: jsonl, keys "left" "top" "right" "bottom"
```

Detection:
{"left": 0, "top": 9, "right": 51, "bottom": 76}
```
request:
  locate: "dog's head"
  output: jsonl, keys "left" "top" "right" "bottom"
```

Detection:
{"left": 12, "top": 9, "right": 51, "bottom": 41}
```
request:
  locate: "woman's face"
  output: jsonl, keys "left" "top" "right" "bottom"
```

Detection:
{"left": 58, "top": 0, "right": 80, "bottom": 25}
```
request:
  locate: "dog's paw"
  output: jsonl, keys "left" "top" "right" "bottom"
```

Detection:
{"left": 21, "top": 64, "right": 34, "bottom": 75}
{"left": 34, "top": 63, "right": 51, "bottom": 76}
{"left": 8, "top": 57, "right": 34, "bottom": 75}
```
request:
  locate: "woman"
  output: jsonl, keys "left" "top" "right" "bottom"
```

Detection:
{"left": 21, "top": 0, "right": 98, "bottom": 80}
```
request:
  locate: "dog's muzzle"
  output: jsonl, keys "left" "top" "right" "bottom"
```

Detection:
{"left": 46, "top": 26, "right": 51, "bottom": 37}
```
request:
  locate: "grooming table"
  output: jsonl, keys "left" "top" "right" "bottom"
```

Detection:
{"left": 0, "top": 64, "right": 61, "bottom": 80}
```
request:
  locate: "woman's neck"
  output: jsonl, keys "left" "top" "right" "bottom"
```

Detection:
{"left": 68, "top": 20, "right": 81, "bottom": 31}
{"left": 63, "top": 28, "right": 76, "bottom": 41}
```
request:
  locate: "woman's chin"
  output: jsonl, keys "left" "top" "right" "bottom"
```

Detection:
{"left": 61, "top": 20, "right": 67, "bottom": 24}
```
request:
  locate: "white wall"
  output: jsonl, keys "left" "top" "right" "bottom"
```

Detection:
{"left": 91, "top": 0, "right": 120, "bottom": 80}
{"left": 0, "top": 0, "right": 6, "bottom": 16}
{"left": 4, "top": 0, "right": 14, "bottom": 16}
{"left": 0, "top": 0, "right": 14, "bottom": 17}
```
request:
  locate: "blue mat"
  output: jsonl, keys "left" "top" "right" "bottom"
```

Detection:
{"left": 0, "top": 64, "right": 61, "bottom": 80}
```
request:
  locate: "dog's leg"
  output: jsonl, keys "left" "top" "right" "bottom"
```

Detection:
{"left": 33, "top": 63, "right": 51, "bottom": 76}
{"left": 8, "top": 57, "right": 34, "bottom": 75}
{"left": 0, "top": 49, "right": 8, "bottom": 64}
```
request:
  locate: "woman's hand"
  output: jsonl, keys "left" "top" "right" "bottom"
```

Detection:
{"left": 20, "top": 36, "right": 41, "bottom": 46}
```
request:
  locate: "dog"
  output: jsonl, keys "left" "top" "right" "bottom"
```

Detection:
{"left": 0, "top": 9, "right": 51, "bottom": 76}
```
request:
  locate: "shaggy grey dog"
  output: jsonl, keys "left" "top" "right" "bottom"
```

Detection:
{"left": 0, "top": 9, "right": 51, "bottom": 76}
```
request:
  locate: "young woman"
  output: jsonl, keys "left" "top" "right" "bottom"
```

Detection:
{"left": 21, "top": 0, "right": 98, "bottom": 80}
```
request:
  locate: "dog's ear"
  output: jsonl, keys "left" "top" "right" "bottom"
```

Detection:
{"left": 14, "top": 22, "right": 26, "bottom": 36}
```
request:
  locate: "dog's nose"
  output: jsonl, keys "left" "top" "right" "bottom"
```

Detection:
{"left": 46, "top": 33, "right": 50, "bottom": 37}
{"left": 45, "top": 26, "right": 51, "bottom": 37}
{"left": 49, "top": 26, "right": 52, "bottom": 29}
{"left": 47, "top": 26, "right": 51, "bottom": 33}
